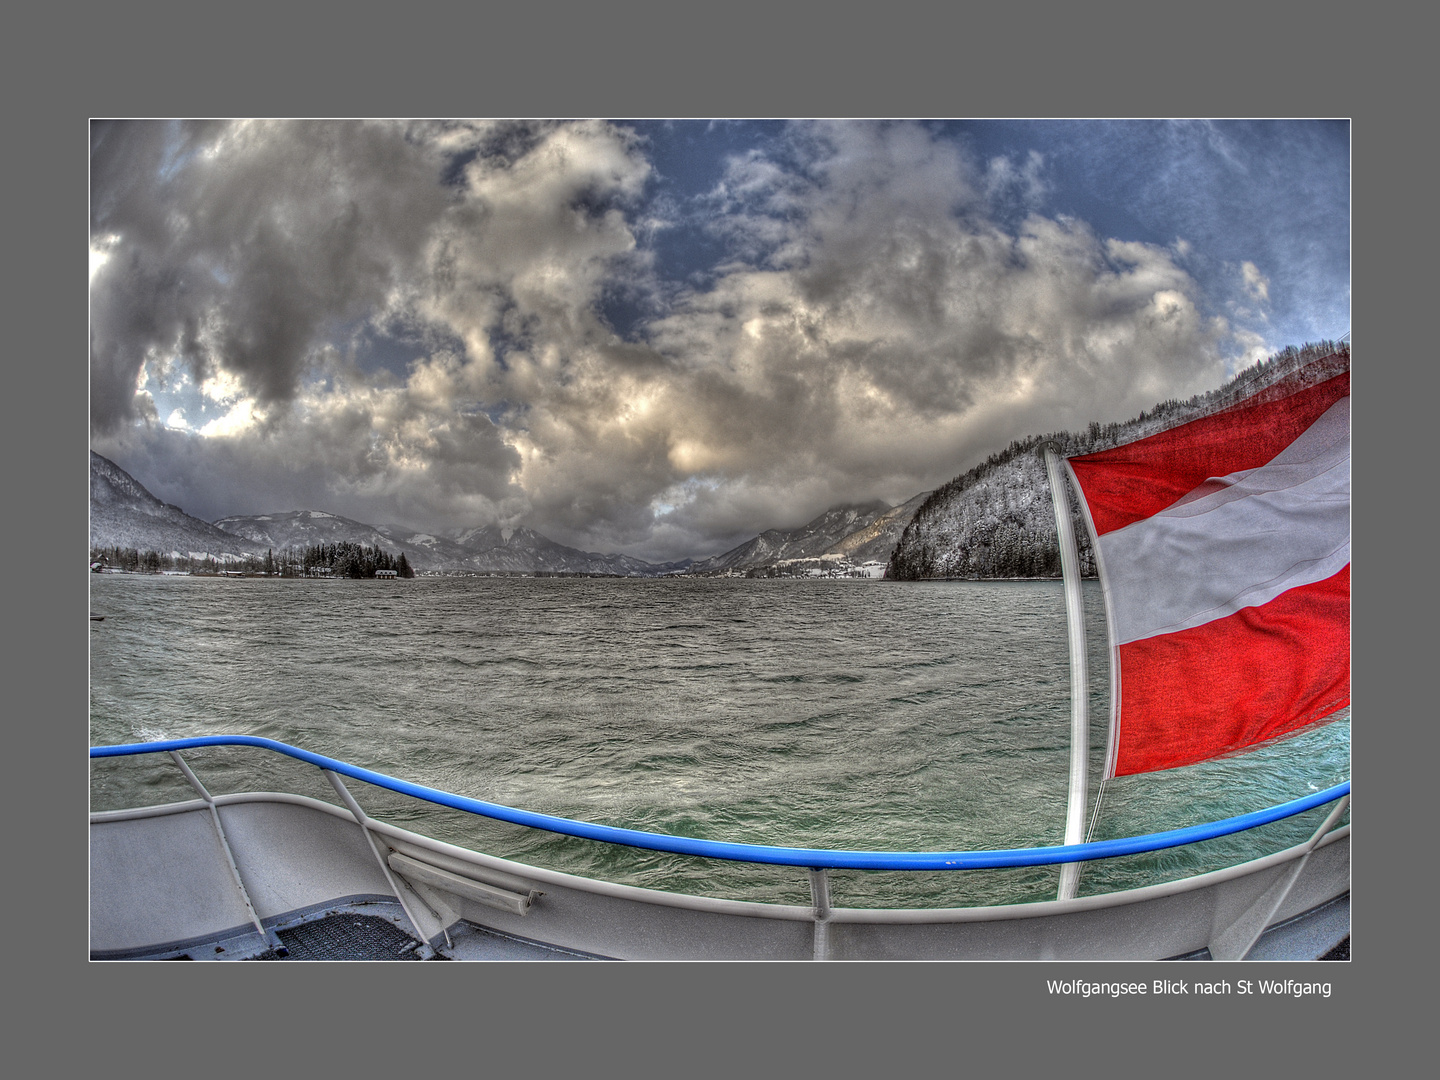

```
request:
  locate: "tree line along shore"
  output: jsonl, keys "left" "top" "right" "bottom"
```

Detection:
{"left": 89, "top": 542, "right": 416, "bottom": 579}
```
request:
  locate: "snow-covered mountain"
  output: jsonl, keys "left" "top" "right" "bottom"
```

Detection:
{"left": 214, "top": 510, "right": 414, "bottom": 560}
{"left": 688, "top": 501, "right": 898, "bottom": 574}
{"left": 216, "top": 502, "right": 916, "bottom": 577}
{"left": 211, "top": 514, "right": 694, "bottom": 575}
{"left": 887, "top": 446, "right": 1089, "bottom": 580}
{"left": 415, "top": 524, "right": 692, "bottom": 576}
{"left": 370, "top": 525, "right": 479, "bottom": 571}
{"left": 90, "top": 452, "right": 265, "bottom": 558}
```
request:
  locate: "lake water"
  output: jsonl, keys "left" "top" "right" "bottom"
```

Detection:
{"left": 89, "top": 574, "right": 1350, "bottom": 909}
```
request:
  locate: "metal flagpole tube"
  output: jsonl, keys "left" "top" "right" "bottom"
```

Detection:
{"left": 1042, "top": 442, "right": 1090, "bottom": 901}
{"left": 1064, "top": 454, "right": 1121, "bottom": 799}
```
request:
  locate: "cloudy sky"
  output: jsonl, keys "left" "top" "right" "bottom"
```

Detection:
{"left": 89, "top": 119, "right": 1350, "bottom": 563}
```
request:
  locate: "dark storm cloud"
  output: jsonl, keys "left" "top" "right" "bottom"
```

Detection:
{"left": 90, "top": 119, "right": 455, "bottom": 430}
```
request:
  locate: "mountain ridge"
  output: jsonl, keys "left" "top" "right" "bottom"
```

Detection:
{"left": 687, "top": 501, "right": 895, "bottom": 575}
{"left": 89, "top": 452, "right": 267, "bottom": 557}
{"left": 91, "top": 452, "right": 925, "bottom": 575}
{"left": 90, "top": 454, "right": 701, "bottom": 574}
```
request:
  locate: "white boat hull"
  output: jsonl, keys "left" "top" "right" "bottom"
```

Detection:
{"left": 90, "top": 792, "right": 1349, "bottom": 961}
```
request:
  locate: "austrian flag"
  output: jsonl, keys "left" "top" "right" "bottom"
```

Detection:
{"left": 1066, "top": 353, "right": 1351, "bottom": 777}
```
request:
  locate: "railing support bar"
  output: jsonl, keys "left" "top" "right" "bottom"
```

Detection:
{"left": 1306, "top": 795, "right": 1350, "bottom": 852}
{"left": 168, "top": 750, "right": 285, "bottom": 956}
{"left": 323, "top": 768, "right": 445, "bottom": 956}
{"left": 1212, "top": 795, "right": 1352, "bottom": 961}
{"left": 809, "top": 867, "right": 832, "bottom": 961}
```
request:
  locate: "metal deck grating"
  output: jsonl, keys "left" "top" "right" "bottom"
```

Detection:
{"left": 251, "top": 913, "right": 430, "bottom": 961}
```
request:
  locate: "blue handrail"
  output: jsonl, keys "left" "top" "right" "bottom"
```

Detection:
{"left": 91, "top": 736, "right": 1350, "bottom": 872}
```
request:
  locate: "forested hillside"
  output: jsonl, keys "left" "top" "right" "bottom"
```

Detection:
{"left": 887, "top": 342, "right": 1349, "bottom": 580}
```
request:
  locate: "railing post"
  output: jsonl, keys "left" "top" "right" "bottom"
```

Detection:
{"left": 809, "top": 867, "right": 832, "bottom": 961}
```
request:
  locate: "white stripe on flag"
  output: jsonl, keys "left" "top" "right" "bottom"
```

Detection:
{"left": 1098, "top": 397, "right": 1350, "bottom": 645}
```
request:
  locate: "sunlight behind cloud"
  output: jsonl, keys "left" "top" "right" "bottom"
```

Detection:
{"left": 90, "top": 234, "right": 120, "bottom": 284}
{"left": 197, "top": 398, "right": 262, "bottom": 438}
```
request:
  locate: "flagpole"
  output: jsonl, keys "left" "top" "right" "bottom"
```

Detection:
{"left": 1066, "top": 452, "right": 1121, "bottom": 823}
{"left": 1042, "top": 441, "right": 1089, "bottom": 901}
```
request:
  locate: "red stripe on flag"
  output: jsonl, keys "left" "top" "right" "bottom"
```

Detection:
{"left": 1070, "top": 366, "right": 1349, "bottom": 536}
{"left": 1111, "top": 565, "right": 1350, "bottom": 777}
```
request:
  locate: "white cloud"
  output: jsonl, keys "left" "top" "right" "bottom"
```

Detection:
{"left": 1241, "top": 259, "right": 1271, "bottom": 303}
{"left": 985, "top": 150, "right": 1048, "bottom": 210}
{"left": 92, "top": 120, "right": 1260, "bottom": 560}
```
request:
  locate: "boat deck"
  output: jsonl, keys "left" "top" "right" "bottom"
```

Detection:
{"left": 250, "top": 911, "right": 605, "bottom": 961}
{"left": 107, "top": 894, "right": 1349, "bottom": 962}
{"left": 138, "top": 900, "right": 609, "bottom": 961}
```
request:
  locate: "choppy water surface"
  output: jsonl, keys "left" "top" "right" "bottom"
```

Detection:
{"left": 89, "top": 575, "right": 1349, "bottom": 908}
